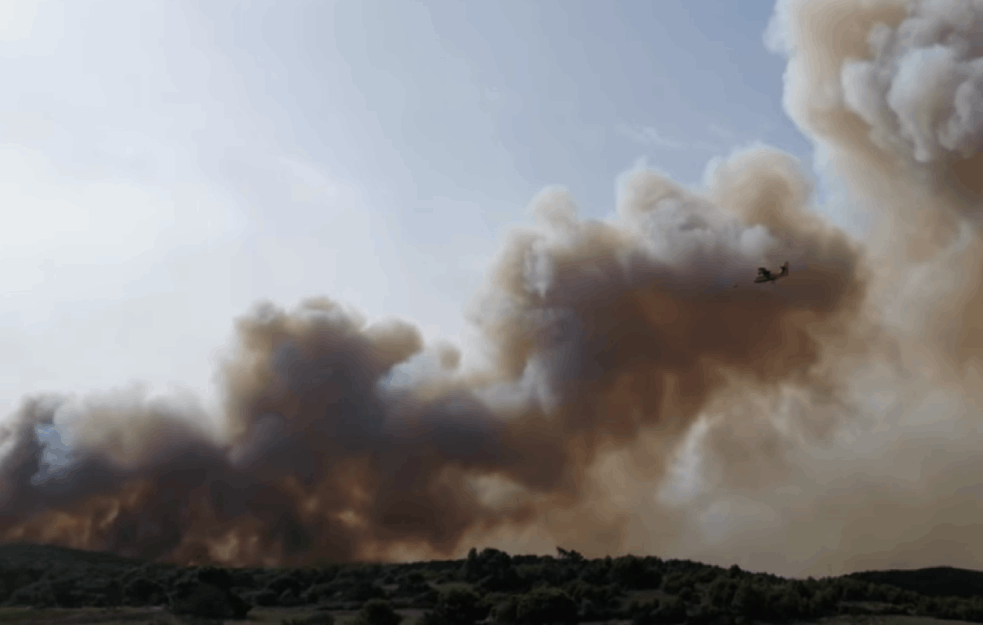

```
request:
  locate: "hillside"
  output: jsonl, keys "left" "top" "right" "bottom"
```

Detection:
{"left": 1, "top": 543, "right": 983, "bottom": 624}
{"left": 850, "top": 568, "right": 983, "bottom": 600}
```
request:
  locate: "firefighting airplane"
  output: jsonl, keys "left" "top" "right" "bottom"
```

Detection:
{"left": 754, "top": 261, "right": 790, "bottom": 284}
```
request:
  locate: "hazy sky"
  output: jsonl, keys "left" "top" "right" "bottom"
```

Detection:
{"left": 1, "top": 0, "right": 814, "bottom": 418}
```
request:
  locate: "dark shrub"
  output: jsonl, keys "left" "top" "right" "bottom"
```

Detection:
{"left": 196, "top": 567, "right": 233, "bottom": 590}
{"left": 663, "top": 572, "right": 694, "bottom": 595}
{"left": 763, "top": 583, "right": 803, "bottom": 622}
{"left": 707, "top": 576, "right": 739, "bottom": 609}
{"left": 7, "top": 580, "right": 57, "bottom": 608}
{"left": 353, "top": 598, "right": 403, "bottom": 625}
{"left": 310, "top": 613, "right": 336, "bottom": 625}
{"left": 417, "top": 611, "right": 447, "bottom": 625}
{"left": 279, "top": 587, "right": 305, "bottom": 607}
{"left": 347, "top": 580, "right": 386, "bottom": 603}
{"left": 631, "top": 597, "right": 687, "bottom": 625}
{"left": 267, "top": 570, "right": 310, "bottom": 597}
{"left": 464, "top": 548, "right": 512, "bottom": 583}
{"left": 730, "top": 579, "right": 766, "bottom": 620}
{"left": 493, "top": 595, "right": 519, "bottom": 624}
{"left": 578, "top": 598, "right": 606, "bottom": 622}
{"left": 282, "top": 613, "right": 335, "bottom": 625}
{"left": 169, "top": 581, "right": 251, "bottom": 620}
{"left": 255, "top": 587, "right": 280, "bottom": 606}
{"left": 630, "top": 599, "right": 657, "bottom": 625}
{"left": 610, "top": 556, "right": 661, "bottom": 590}
{"left": 478, "top": 566, "right": 522, "bottom": 592}
{"left": 657, "top": 596, "right": 687, "bottom": 624}
{"left": 304, "top": 582, "right": 338, "bottom": 604}
{"left": 411, "top": 587, "right": 439, "bottom": 609}
{"left": 425, "top": 585, "right": 489, "bottom": 625}
{"left": 396, "top": 572, "right": 430, "bottom": 596}
{"left": 577, "top": 559, "right": 610, "bottom": 586}
{"left": 809, "top": 585, "right": 839, "bottom": 615}
{"left": 123, "top": 576, "right": 165, "bottom": 606}
{"left": 516, "top": 586, "right": 577, "bottom": 625}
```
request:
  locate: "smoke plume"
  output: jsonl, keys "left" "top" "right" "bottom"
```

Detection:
{"left": 3, "top": 0, "right": 983, "bottom": 577}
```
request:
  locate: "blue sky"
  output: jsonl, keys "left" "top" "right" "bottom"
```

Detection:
{"left": 0, "top": 0, "right": 814, "bottom": 418}
{"left": 197, "top": 0, "right": 816, "bottom": 341}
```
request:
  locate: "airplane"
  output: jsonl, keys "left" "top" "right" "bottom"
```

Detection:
{"left": 754, "top": 261, "right": 789, "bottom": 284}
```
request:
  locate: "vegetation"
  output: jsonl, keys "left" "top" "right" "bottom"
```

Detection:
{"left": 2, "top": 542, "right": 983, "bottom": 624}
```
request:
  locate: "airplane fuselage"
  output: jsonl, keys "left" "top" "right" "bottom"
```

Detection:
{"left": 754, "top": 262, "right": 789, "bottom": 284}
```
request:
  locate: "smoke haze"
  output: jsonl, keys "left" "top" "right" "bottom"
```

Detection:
{"left": 3, "top": 0, "right": 983, "bottom": 577}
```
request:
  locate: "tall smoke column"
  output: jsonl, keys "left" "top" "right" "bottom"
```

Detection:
{"left": 658, "top": 0, "right": 983, "bottom": 576}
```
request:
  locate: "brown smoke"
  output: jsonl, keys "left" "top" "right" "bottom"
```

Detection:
{"left": 6, "top": 0, "right": 983, "bottom": 577}
{"left": 0, "top": 144, "right": 872, "bottom": 568}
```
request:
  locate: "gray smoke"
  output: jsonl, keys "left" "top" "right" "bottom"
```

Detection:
{"left": 3, "top": 0, "right": 983, "bottom": 577}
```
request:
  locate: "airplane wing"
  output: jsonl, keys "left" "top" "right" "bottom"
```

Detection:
{"left": 757, "top": 268, "right": 770, "bottom": 277}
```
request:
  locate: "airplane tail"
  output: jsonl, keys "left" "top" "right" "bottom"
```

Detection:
{"left": 780, "top": 261, "right": 789, "bottom": 277}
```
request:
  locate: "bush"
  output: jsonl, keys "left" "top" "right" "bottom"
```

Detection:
{"left": 169, "top": 581, "right": 251, "bottom": 620}
{"left": 255, "top": 587, "right": 280, "bottom": 606}
{"left": 494, "top": 595, "right": 519, "bottom": 624}
{"left": 630, "top": 597, "right": 687, "bottom": 625}
{"left": 347, "top": 580, "right": 386, "bottom": 603}
{"left": 353, "top": 598, "right": 403, "bottom": 625}
{"left": 279, "top": 588, "right": 305, "bottom": 607}
{"left": 515, "top": 586, "right": 577, "bottom": 625}
{"left": 730, "top": 579, "right": 766, "bottom": 620}
{"left": 630, "top": 599, "right": 656, "bottom": 625}
{"left": 196, "top": 566, "right": 233, "bottom": 590}
{"left": 124, "top": 576, "right": 165, "bottom": 606}
{"left": 395, "top": 572, "right": 430, "bottom": 596}
{"left": 577, "top": 560, "right": 610, "bottom": 586}
{"left": 579, "top": 598, "right": 606, "bottom": 622}
{"left": 464, "top": 548, "right": 512, "bottom": 583}
{"left": 282, "top": 613, "right": 335, "bottom": 625}
{"left": 411, "top": 588, "right": 439, "bottom": 609}
{"left": 425, "top": 585, "right": 489, "bottom": 625}
{"left": 6, "top": 580, "right": 57, "bottom": 608}
{"left": 662, "top": 572, "right": 693, "bottom": 595}
{"left": 610, "top": 556, "right": 661, "bottom": 590}
{"left": 657, "top": 596, "right": 687, "bottom": 624}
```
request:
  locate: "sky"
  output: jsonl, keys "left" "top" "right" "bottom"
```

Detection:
{"left": 12, "top": 0, "right": 973, "bottom": 576}
{"left": 0, "top": 0, "right": 812, "bottom": 416}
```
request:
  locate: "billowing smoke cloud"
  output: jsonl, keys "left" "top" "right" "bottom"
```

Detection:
{"left": 4, "top": 0, "right": 983, "bottom": 578}
{"left": 0, "top": 144, "right": 874, "bottom": 568}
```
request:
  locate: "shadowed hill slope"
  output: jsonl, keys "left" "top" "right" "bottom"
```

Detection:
{"left": 850, "top": 568, "right": 983, "bottom": 599}
{"left": 2, "top": 543, "right": 983, "bottom": 624}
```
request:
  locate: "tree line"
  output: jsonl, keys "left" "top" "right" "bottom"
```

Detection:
{"left": 2, "top": 542, "right": 983, "bottom": 624}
